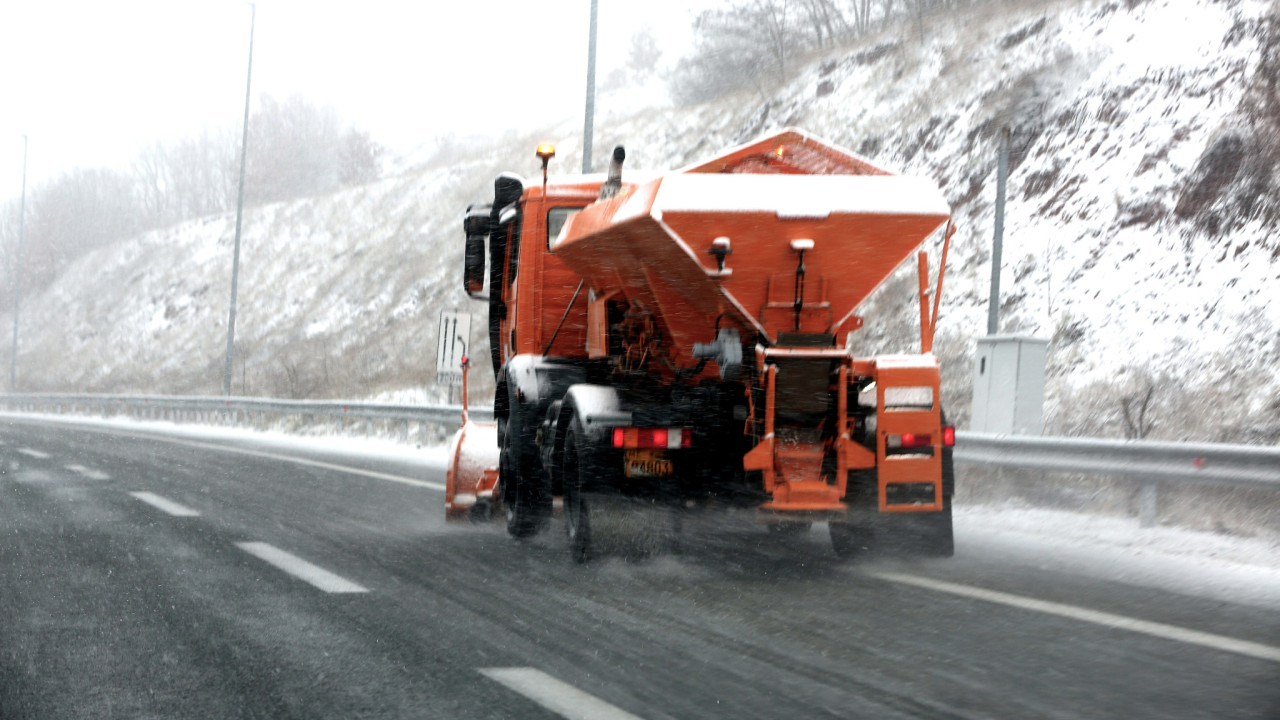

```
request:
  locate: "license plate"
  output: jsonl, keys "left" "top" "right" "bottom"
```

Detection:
{"left": 624, "top": 450, "right": 673, "bottom": 478}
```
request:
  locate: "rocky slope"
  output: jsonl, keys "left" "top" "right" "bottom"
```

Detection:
{"left": 9, "top": 0, "right": 1279, "bottom": 441}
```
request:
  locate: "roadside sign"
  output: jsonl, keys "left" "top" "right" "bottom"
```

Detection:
{"left": 435, "top": 311, "right": 471, "bottom": 384}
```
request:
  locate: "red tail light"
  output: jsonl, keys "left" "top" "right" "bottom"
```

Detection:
{"left": 611, "top": 428, "right": 692, "bottom": 449}
{"left": 942, "top": 426, "right": 955, "bottom": 447}
{"left": 899, "top": 432, "right": 932, "bottom": 449}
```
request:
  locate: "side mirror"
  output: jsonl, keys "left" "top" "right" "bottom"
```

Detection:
{"left": 463, "top": 204, "right": 490, "bottom": 298}
{"left": 497, "top": 203, "right": 519, "bottom": 226}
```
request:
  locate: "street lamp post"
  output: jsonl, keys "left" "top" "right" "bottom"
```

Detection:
{"left": 582, "top": 0, "right": 598, "bottom": 174}
{"left": 223, "top": 2, "right": 255, "bottom": 397}
{"left": 10, "top": 134, "right": 27, "bottom": 392}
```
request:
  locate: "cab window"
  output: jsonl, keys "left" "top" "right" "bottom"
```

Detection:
{"left": 547, "top": 207, "right": 583, "bottom": 249}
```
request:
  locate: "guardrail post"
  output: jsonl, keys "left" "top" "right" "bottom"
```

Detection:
{"left": 1138, "top": 478, "right": 1158, "bottom": 528}
{"left": 400, "top": 420, "right": 409, "bottom": 443}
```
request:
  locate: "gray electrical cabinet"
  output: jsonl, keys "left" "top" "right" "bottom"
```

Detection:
{"left": 971, "top": 335, "right": 1047, "bottom": 435}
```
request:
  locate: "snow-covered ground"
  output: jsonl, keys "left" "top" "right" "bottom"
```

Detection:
{"left": 2, "top": 0, "right": 1277, "bottom": 441}
{"left": 957, "top": 504, "right": 1280, "bottom": 610}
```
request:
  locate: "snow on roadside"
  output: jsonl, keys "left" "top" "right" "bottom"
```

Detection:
{"left": 957, "top": 504, "right": 1280, "bottom": 610}
{"left": 2, "top": 412, "right": 450, "bottom": 470}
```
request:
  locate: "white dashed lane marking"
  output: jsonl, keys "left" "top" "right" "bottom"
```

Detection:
{"left": 236, "top": 542, "right": 368, "bottom": 594}
{"left": 480, "top": 668, "right": 647, "bottom": 720}
{"left": 129, "top": 491, "right": 201, "bottom": 517}
{"left": 64, "top": 464, "right": 111, "bottom": 480}
{"left": 17, "top": 448, "right": 50, "bottom": 459}
{"left": 867, "top": 570, "right": 1280, "bottom": 664}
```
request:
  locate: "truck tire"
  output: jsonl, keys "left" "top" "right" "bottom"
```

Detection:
{"left": 502, "top": 447, "right": 535, "bottom": 538}
{"left": 562, "top": 426, "right": 592, "bottom": 563}
{"left": 868, "top": 497, "right": 955, "bottom": 558}
{"left": 562, "top": 422, "right": 671, "bottom": 563}
{"left": 900, "top": 495, "right": 954, "bottom": 557}
{"left": 503, "top": 440, "right": 549, "bottom": 539}
{"left": 829, "top": 521, "right": 874, "bottom": 559}
{"left": 767, "top": 521, "right": 812, "bottom": 538}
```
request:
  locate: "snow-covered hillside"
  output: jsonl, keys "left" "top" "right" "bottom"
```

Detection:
{"left": 8, "top": 0, "right": 1279, "bottom": 440}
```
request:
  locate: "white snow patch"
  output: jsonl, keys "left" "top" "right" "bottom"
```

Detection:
{"left": 957, "top": 504, "right": 1280, "bottom": 610}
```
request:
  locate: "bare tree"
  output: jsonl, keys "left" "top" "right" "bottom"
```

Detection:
{"left": 0, "top": 93, "right": 382, "bottom": 306}
{"left": 670, "top": 0, "right": 862, "bottom": 104}
{"left": 338, "top": 128, "right": 383, "bottom": 187}
{"left": 797, "top": 0, "right": 849, "bottom": 47}
{"left": 18, "top": 167, "right": 145, "bottom": 293}
{"left": 246, "top": 94, "right": 343, "bottom": 205}
{"left": 1120, "top": 382, "right": 1156, "bottom": 440}
{"left": 132, "top": 128, "right": 238, "bottom": 227}
{"left": 628, "top": 28, "right": 663, "bottom": 80}
{"left": 670, "top": 1, "right": 802, "bottom": 103}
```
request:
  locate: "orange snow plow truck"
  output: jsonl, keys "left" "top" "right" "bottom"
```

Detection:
{"left": 446, "top": 128, "right": 957, "bottom": 562}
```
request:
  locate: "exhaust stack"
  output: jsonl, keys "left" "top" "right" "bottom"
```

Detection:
{"left": 599, "top": 145, "right": 625, "bottom": 200}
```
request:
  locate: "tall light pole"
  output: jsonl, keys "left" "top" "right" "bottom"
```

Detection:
{"left": 987, "top": 127, "right": 1009, "bottom": 335}
{"left": 10, "top": 134, "right": 27, "bottom": 392}
{"left": 582, "top": 0, "right": 598, "bottom": 174}
{"left": 223, "top": 2, "right": 255, "bottom": 397}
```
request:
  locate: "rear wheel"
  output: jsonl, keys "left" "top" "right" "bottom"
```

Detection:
{"left": 767, "top": 521, "right": 812, "bottom": 537}
{"left": 562, "top": 428, "right": 591, "bottom": 563}
{"left": 502, "top": 447, "right": 535, "bottom": 538}
{"left": 886, "top": 496, "right": 953, "bottom": 557}
{"left": 502, "top": 434, "right": 550, "bottom": 539}
{"left": 830, "top": 520, "right": 874, "bottom": 559}
{"left": 835, "top": 497, "right": 954, "bottom": 558}
{"left": 563, "top": 422, "right": 672, "bottom": 563}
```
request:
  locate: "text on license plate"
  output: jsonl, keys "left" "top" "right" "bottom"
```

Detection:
{"left": 624, "top": 450, "right": 673, "bottom": 478}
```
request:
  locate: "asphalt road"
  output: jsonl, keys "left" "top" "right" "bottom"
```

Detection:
{"left": 1, "top": 416, "right": 1277, "bottom": 719}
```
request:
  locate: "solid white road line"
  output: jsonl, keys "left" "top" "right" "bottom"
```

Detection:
{"left": 129, "top": 491, "right": 201, "bottom": 517}
{"left": 17, "top": 448, "right": 50, "bottom": 459}
{"left": 192, "top": 442, "right": 445, "bottom": 491}
{"left": 138, "top": 435, "right": 443, "bottom": 491}
{"left": 0, "top": 418, "right": 444, "bottom": 491}
{"left": 480, "top": 668, "right": 646, "bottom": 720}
{"left": 867, "top": 570, "right": 1280, "bottom": 664}
{"left": 235, "top": 541, "right": 368, "bottom": 594}
{"left": 64, "top": 464, "right": 111, "bottom": 480}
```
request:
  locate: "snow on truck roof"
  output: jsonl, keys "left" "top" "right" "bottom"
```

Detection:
{"left": 640, "top": 173, "right": 950, "bottom": 220}
{"left": 679, "top": 127, "right": 899, "bottom": 176}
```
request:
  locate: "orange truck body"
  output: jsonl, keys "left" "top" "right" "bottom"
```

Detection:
{"left": 446, "top": 128, "right": 957, "bottom": 558}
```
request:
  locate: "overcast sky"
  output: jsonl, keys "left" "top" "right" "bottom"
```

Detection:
{"left": 0, "top": 0, "right": 703, "bottom": 203}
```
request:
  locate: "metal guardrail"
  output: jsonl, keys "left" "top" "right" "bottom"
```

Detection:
{"left": 0, "top": 392, "right": 493, "bottom": 429}
{"left": 954, "top": 431, "right": 1280, "bottom": 527}
{"left": 2, "top": 393, "right": 1274, "bottom": 485}
{"left": 954, "top": 431, "right": 1280, "bottom": 490}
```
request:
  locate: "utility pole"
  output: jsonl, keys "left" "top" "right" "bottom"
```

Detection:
{"left": 582, "top": 0, "right": 598, "bottom": 174}
{"left": 987, "top": 127, "right": 1009, "bottom": 335}
{"left": 10, "top": 134, "right": 27, "bottom": 392}
{"left": 224, "top": 2, "right": 255, "bottom": 396}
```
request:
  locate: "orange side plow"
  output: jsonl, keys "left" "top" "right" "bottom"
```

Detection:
{"left": 444, "top": 358, "right": 501, "bottom": 522}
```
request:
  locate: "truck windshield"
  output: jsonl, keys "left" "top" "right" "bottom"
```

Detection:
{"left": 547, "top": 207, "right": 583, "bottom": 248}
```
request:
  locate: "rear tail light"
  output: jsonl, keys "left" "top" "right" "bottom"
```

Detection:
{"left": 885, "top": 427, "right": 954, "bottom": 450}
{"left": 887, "top": 433, "right": 932, "bottom": 449}
{"left": 611, "top": 427, "right": 692, "bottom": 449}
